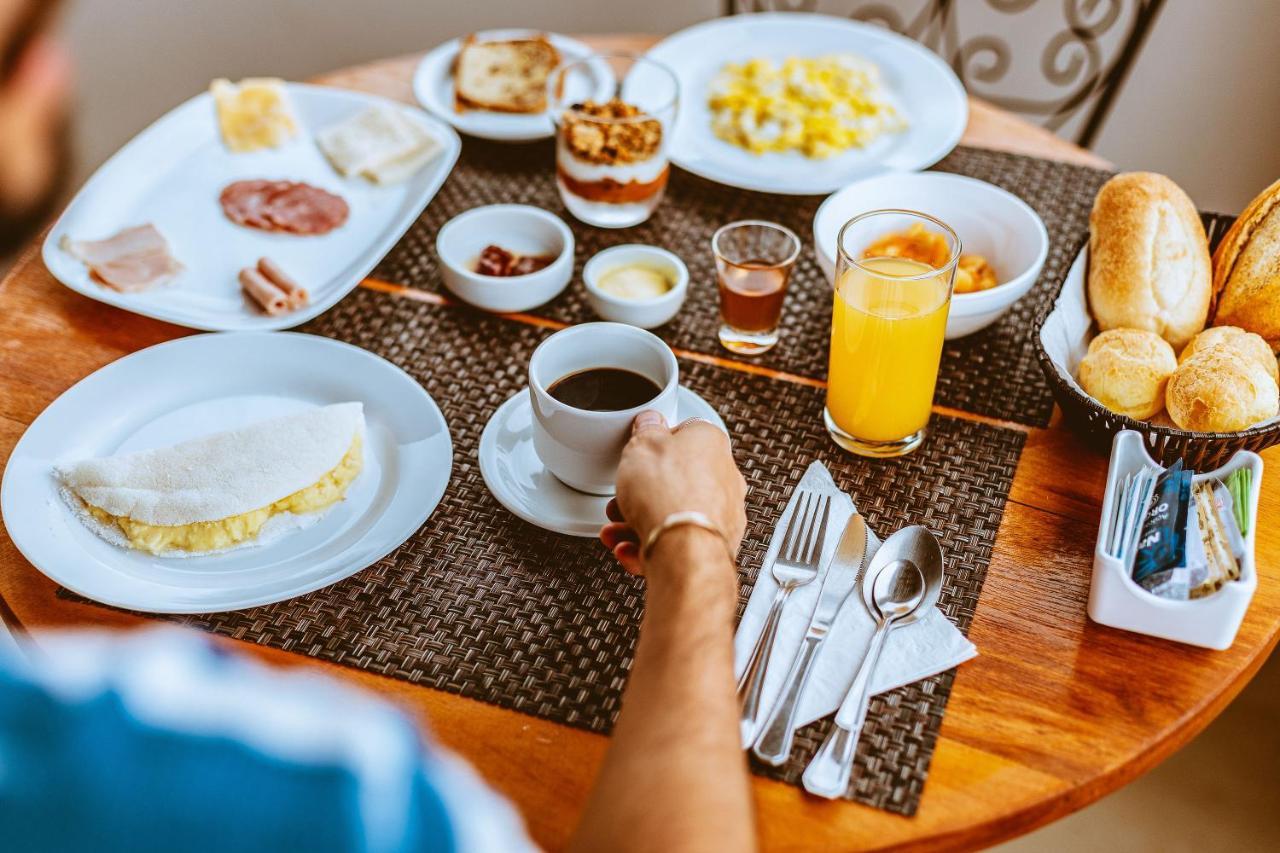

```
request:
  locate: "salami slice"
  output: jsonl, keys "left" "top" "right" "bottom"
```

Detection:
{"left": 261, "top": 183, "right": 349, "bottom": 235}
{"left": 220, "top": 180, "right": 349, "bottom": 236}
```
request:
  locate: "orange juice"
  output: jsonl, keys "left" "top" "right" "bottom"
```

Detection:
{"left": 826, "top": 257, "right": 951, "bottom": 445}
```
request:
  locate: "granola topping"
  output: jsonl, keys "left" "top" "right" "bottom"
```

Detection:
{"left": 560, "top": 99, "right": 663, "bottom": 166}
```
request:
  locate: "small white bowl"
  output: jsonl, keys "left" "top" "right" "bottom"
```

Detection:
{"left": 436, "top": 204, "right": 574, "bottom": 313}
{"left": 582, "top": 245, "right": 689, "bottom": 329}
{"left": 813, "top": 171, "right": 1049, "bottom": 339}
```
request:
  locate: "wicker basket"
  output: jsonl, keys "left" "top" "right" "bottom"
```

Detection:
{"left": 1035, "top": 211, "right": 1280, "bottom": 470}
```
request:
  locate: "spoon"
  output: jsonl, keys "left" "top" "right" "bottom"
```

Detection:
{"left": 803, "top": 526, "right": 942, "bottom": 799}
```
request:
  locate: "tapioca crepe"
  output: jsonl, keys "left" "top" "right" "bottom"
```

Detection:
{"left": 55, "top": 402, "right": 364, "bottom": 556}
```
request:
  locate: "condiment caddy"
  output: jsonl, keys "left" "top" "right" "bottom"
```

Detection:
{"left": 1090, "top": 430, "right": 1262, "bottom": 649}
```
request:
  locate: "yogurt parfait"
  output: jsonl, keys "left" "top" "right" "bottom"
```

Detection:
{"left": 551, "top": 54, "right": 678, "bottom": 228}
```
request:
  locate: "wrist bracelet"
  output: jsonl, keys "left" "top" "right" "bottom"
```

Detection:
{"left": 640, "top": 511, "right": 735, "bottom": 563}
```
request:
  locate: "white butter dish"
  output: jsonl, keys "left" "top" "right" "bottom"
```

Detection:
{"left": 1090, "top": 430, "right": 1262, "bottom": 650}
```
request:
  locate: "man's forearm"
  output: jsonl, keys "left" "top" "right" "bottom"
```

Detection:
{"left": 571, "top": 529, "right": 755, "bottom": 852}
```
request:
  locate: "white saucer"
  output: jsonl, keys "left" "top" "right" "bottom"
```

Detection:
{"left": 412, "top": 30, "right": 611, "bottom": 142}
{"left": 479, "top": 386, "right": 727, "bottom": 537}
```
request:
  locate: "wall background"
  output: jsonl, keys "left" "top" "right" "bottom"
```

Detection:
{"left": 62, "top": 0, "right": 1280, "bottom": 211}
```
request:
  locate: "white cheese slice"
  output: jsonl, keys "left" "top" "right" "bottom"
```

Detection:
{"left": 316, "top": 105, "right": 441, "bottom": 184}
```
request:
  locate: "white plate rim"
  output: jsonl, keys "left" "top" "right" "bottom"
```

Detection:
{"left": 41, "top": 83, "right": 461, "bottom": 332}
{"left": 645, "top": 12, "right": 968, "bottom": 195}
{"left": 412, "top": 30, "right": 600, "bottom": 142}
{"left": 478, "top": 385, "right": 727, "bottom": 538}
{"left": 0, "top": 331, "right": 453, "bottom": 614}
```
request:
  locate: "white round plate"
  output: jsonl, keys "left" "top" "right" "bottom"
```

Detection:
{"left": 413, "top": 30, "right": 609, "bottom": 142}
{"left": 479, "top": 386, "right": 727, "bottom": 537}
{"left": 0, "top": 332, "right": 452, "bottom": 614}
{"left": 645, "top": 13, "right": 967, "bottom": 195}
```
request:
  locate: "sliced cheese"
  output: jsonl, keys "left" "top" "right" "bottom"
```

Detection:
{"left": 316, "top": 105, "right": 442, "bottom": 184}
{"left": 211, "top": 77, "right": 298, "bottom": 153}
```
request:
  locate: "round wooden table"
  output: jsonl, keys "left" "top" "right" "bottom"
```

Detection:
{"left": 2, "top": 36, "right": 1276, "bottom": 853}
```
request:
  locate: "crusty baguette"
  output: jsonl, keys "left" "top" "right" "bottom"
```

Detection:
{"left": 1087, "top": 171, "right": 1211, "bottom": 351}
{"left": 1211, "top": 177, "right": 1280, "bottom": 353}
{"left": 453, "top": 35, "right": 560, "bottom": 114}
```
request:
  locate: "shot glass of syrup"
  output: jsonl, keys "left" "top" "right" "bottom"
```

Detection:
{"left": 710, "top": 220, "right": 802, "bottom": 355}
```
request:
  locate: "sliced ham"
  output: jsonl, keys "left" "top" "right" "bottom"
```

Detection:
{"left": 256, "top": 257, "right": 309, "bottom": 309}
{"left": 238, "top": 267, "right": 290, "bottom": 315}
{"left": 60, "top": 225, "right": 183, "bottom": 293}
{"left": 220, "top": 180, "right": 349, "bottom": 236}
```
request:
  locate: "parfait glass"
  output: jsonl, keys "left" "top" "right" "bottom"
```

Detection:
{"left": 549, "top": 53, "right": 679, "bottom": 228}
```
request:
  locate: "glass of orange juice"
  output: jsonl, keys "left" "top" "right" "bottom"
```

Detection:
{"left": 824, "top": 210, "right": 960, "bottom": 457}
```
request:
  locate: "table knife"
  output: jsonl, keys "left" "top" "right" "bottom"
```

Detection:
{"left": 752, "top": 512, "right": 868, "bottom": 766}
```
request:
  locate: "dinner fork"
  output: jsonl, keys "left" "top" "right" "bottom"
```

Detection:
{"left": 737, "top": 490, "right": 831, "bottom": 747}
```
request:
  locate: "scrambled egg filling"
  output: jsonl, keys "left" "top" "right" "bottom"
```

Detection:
{"left": 86, "top": 436, "right": 363, "bottom": 555}
{"left": 708, "top": 55, "right": 907, "bottom": 159}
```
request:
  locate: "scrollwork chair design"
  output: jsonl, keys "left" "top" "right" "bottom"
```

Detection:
{"left": 726, "top": 0, "right": 1165, "bottom": 148}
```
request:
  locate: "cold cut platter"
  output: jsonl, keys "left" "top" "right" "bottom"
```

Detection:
{"left": 43, "top": 80, "right": 460, "bottom": 331}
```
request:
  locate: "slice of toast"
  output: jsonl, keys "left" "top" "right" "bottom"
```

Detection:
{"left": 453, "top": 35, "right": 560, "bottom": 114}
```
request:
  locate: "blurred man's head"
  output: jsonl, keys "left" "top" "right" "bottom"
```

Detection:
{"left": 0, "top": 0, "right": 71, "bottom": 253}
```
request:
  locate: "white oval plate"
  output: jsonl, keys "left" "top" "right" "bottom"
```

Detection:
{"left": 42, "top": 83, "right": 460, "bottom": 332}
{"left": 479, "top": 386, "right": 726, "bottom": 537}
{"left": 1, "top": 333, "right": 452, "bottom": 614}
{"left": 645, "top": 13, "right": 967, "bottom": 195}
{"left": 413, "top": 30, "right": 609, "bottom": 142}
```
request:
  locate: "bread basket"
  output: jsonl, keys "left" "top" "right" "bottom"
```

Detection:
{"left": 1035, "top": 212, "right": 1280, "bottom": 470}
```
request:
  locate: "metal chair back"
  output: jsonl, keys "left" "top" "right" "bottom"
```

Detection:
{"left": 725, "top": 0, "right": 1165, "bottom": 148}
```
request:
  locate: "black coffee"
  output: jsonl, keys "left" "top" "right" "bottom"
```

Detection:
{"left": 548, "top": 368, "right": 662, "bottom": 411}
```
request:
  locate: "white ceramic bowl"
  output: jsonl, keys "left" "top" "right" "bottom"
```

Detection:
{"left": 437, "top": 205, "right": 574, "bottom": 312}
{"left": 581, "top": 245, "right": 690, "bottom": 329}
{"left": 813, "top": 171, "right": 1049, "bottom": 339}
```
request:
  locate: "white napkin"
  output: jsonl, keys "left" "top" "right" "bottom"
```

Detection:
{"left": 734, "top": 461, "right": 978, "bottom": 731}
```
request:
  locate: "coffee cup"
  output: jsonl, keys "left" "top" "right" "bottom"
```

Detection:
{"left": 529, "top": 322, "right": 679, "bottom": 495}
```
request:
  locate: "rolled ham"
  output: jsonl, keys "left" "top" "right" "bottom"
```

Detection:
{"left": 257, "top": 257, "right": 309, "bottom": 309}
{"left": 61, "top": 225, "right": 183, "bottom": 292}
{"left": 239, "top": 267, "right": 290, "bottom": 315}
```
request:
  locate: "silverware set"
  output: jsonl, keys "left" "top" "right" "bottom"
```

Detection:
{"left": 738, "top": 485, "right": 945, "bottom": 799}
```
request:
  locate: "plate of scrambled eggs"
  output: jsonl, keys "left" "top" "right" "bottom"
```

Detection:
{"left": 645, "top": 13, "right": 966, "bottom": 195}
{"left": 1, "top": 332, "right": 452, "bottom": 613}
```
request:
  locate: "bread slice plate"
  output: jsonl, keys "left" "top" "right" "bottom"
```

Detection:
{"left": 412, "top": 29, "right": 611, "bottom": 142}
{"left": 42, "top": 84, "right": 460, "bottom": 332}
{"left": 0, "top": 332, "right": 453, "bottom": 614}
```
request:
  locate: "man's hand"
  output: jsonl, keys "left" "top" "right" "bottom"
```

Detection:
{"left": 0, "top": 2, "right": 71, "bottom": 222}
{"left": 600, "top": 411, "right": 747, "bottom": 576}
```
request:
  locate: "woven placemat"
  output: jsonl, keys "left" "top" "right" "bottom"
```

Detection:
{"left": 374, "top": 141, "right": 1112, "bottom": 426}
{"left": 55, "top": 290, "right": 1021, "bottom": 815}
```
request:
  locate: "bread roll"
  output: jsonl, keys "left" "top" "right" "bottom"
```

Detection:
{"left": 1211, "top": 177, "right": 1280, "bottom": 352}
{"left": 1179, "top": 325, "right": 1278, "bottom": 382}
{"left": 1166, "top": 345, "right": 1279, "bottom": 432}
{"left": 1078, "top": 328, "right": 1177, "bottom": 419}
{"left": 1088, "top": 172, "right": 1211, "bottom": 350}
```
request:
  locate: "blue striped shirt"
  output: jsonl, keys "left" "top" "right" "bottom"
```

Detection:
{"left": 0, "top": 627, "right": 534, "bottom": 853}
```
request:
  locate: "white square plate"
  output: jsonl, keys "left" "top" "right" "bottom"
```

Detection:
{"left": 42, "top": 83, "right": 460, "bottom": 331}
